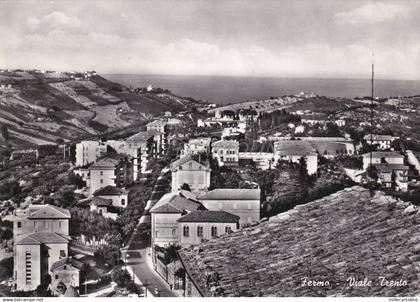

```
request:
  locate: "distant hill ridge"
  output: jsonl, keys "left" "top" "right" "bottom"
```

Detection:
{"left": 0, "top": 70, "right": 197, "bottom": 151}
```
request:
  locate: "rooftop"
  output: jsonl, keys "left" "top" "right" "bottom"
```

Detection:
{"left": 147, "top": 119, "right": 167, "bottom": 127}
{"left": 179, "top": 186, "right": 420, "bottom": 297}
{"left": 212, "top": 140, "right": 239, "bottom": 149}
{"left": 362, "top": 151, "right": 404, "bottom": 159}
{"left": 16, "top": 232, "right": 70, "bottom": 245}
{"left": 150, "top": 193, "right": 205, "bottom": 214}
{"left": 126, "top": 129, "right": 161, "bottom": 143}
{"left": 50, "top": 257, "right": 83, "bottom": 272}
{"left": 27, "top": 204, "right": 71, "bottom": 219}
{"left": 93, "top": 185, "right": 127, "bottom": 196}
{"left": 91, "top": 196, "right": 113, "bottom": 207}
{"left": 177, "top": 210, "right": 240, "bottom": 223}
{"left": 198, "top": 189, "right": 260, "bottom": 201}
{"left": 364, "top": 134, "right": 398, "bottom": 141}
{"left": 90, "top": 153, "right": 128, "bottom": 169}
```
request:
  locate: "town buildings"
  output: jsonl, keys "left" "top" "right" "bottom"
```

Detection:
{"left": 177, "top": 211, "right": 239, "bottom": 246}
{"left": 362, "top": 152, "right": 408, "bottom": 191}
{"left": 170, "top": 156, "right": 211, "bottom": 192}
{"left": 13, "top": 204, "right": 72, "bottom": 291}
{"left": 364, "top": 134, "right": 399, "bottom": 150}
{"left": 177, "top": 186, "right": 420, "bottom": 297}
{"left": 212, "top": 140, "right": 240, "bottom": 167}
{"left": 181, "top": 137, "right": 211, "bottom": 156}
{"left": 197, "top": 189, "right": 260, "bottom": 226}
{"left": 88, "top": 153, "right": 133, "bottom": 196}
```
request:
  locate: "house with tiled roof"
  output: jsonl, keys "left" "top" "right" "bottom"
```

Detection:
{"left": 93, "top": 185, "right": 129, "bottom": 208}
{"left": 177, "top": 211, "right": 239, "bottom": 246}
{"left": 50, "top": 257, "right": 82, "bottom": 296}
{"left": 197, "top": 189, "right": 260, "bottom": 226}
{"left": 170, "top": 155, "right": 211, "bottom": 193}
{"left": 88, "top": 153, "right": 133, "bottom": 196}
{"left": 274, "top": 140, "right": 318, "bottom": 175}
{"left": 362, "top": 151, "right": 408, "bottom": 191}
{"left": 178, "top": 186, "right": 420, "bottom": 297}
{"left": 13, "top": 204, "right": 72, "bottom": 291}
{"left": 181, "top": 137, "right": 212, "bottom": 156}
{"left": 150, "top": 192, "right": 205, "bottom": 262}
{"left": 212, "top": 140, "right": 239, "bottom": 167}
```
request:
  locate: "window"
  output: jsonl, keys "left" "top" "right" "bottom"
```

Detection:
{"left": 183, "top": 225, "right": 189, "bottom": 237}
{"left": 59, "top": 221, "right": 62, "bottom": 229}
{"left": 100, "top": 179, "right": 103, "bottom": 184}
{"left": 172, "top": 229, "right": 177, "bottom": 236}
{"left": 17, "top": 222, "right": 22, "bottom": 228}
{"left": 55, "top": 275, "right": 59, "bottom": 280}
{"left": 197, "top": 226, "right": 203, "bottom": 237}
{"left": 121, "top": 199, "right": 125, "bottom": 206}
{"left": 155, "top": 231, "right": 159, "bottom": 238}
{"left": 100, "top": 171, "right": 103, "bottom": 176}
{"left": 60, "top": 250, "right": 66, "bottom": 258}
{"left": 211, "top": 226, "right": 218, "bottom": 237}
{"left": 220, "top": 150, "right": 224, "bottom": 154}
{"left": 225, "top": 226, "right": 231, "bottom": 233}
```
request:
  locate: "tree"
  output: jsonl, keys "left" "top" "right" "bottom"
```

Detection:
{"left": 180, "top": 183, "right": 191, "bottom": 191}
{"left": 1, "top": 125, "right": 9, "bottom": 141}
{"left": 111, "top": 268, "right": 131, "bottom": 288}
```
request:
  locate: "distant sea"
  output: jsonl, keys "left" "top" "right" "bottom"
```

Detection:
{"left": 104, "top": 74, "right": 420, "bottom": 105}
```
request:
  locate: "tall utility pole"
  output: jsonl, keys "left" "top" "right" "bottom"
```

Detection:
{"left": 370, "top": 53, "right": 375, "bottom": 168}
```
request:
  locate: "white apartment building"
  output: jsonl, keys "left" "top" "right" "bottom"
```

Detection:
{"left": 170, "top": 156, "right": 211, "bottom": 192}
{"left": 181, "top": 137, "right": 211, "bottom": 156}
{"left": 212, "top": 140, "right": 240, "bottom": 167}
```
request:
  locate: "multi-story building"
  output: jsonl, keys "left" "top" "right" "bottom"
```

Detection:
{"left": 75, "top": 141, "right": 108, "bottom": 167}
{"left": 88, "top": 153, "right": 133, "bottom": 196}
{"left": 364, "top": 134, "right": 399, "bottom": 150}
{"left": 170, "top": 156, "right": 211, "bottom": 192}
{"left": 146, "top": 120, "right": 168, "bottom": 155}
{"left": 177, "top": 211, "right": 239, "bottom": 246}
{"left": 13, "top": 204, "right": 71, "bottom": 291}
{"left": 362, "top": 151, "right": 407, "bottom": 191}
{"left": 212, "top": 140, "right": 239, "bottom": 167}
{"left": 197, "top": 189, "right": 260, "bottom": 226}
{"left": 50, "top": 258, "right": 82, "bottom": 296}
{"left": 181, "top": 137, "right": 211, "bottom": 156}
{"left": 362, "top": 151, "right": 404, "bottom": 170}
{"left": 150, "top": 193, "right": 205, "bottom": 262}
{"left": 273, "top": 140, "right": 318, "bottom": 175}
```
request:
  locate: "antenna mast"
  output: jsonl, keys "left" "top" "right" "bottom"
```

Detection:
{"left": 370, "top": 53, "right": 374, "bottom": 168}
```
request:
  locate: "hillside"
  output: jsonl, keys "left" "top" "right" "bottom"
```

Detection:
{"left": 0, "top": 70, "right": 197, "bottom": 152}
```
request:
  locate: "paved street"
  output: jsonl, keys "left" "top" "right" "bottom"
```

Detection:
{"left": 122, "top": 171, "right": 175, "bottom": 297}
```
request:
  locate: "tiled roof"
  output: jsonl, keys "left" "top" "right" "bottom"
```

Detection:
{"left": 150, "top": 193, "right": 205, "bottom": 214}
{"left": 198, "top": 189, "right": 260, "bottom": 201}
{"left": 179, "top": 186, "right": 420, "bottom": 297}
{"left": 212, "top": 140, "right": 239, "bottom": 149}
{"left": 93, "top": 185, "right": 126, "bottom": 196}
{"left": 91, "top": 196, "right": 113, "bottom": 206}
{"left": 170, "top": 155, "right": 209, "bottom": 171}
{"left": 50, "top": 257, "right": 83, "bottom": 272}
{"left": 28, "top": 204, "right": 71, "bottom": 219}
{"left": 177, "top": 210, "right": 239, "bottom": 223}
{"left": 362, "top": 151, "right": 404, "bottom": 158}
{"left": 274, "top": 140, "right": 317, "bottom": 156}
{"left": 90, "top": 153, "right": 125, "bottom": 168}
{"left": 147, "top": 119, "right": 167, "bottom": 127}
{"left": 16, "top": 232, "right": 69, "bottom": 245}
{"left": 126, "top": 130, "right": 160, "bottom": 143}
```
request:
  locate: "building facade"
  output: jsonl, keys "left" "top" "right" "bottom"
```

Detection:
{"left": 197, "top": 189, "right": 260, "bottom": 226}
{"left": 170, "top": 157, "right": 211, "bottom": 192}
{"left": 212, "top": 140, "right": 239, "bottom": 167}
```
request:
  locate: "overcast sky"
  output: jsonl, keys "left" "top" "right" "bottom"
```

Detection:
{"left": 1, "top": 0, "right": 419, "bottom": 79}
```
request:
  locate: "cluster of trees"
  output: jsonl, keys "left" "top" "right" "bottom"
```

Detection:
{"left": 257, "top": 109, "right": 301, "bottom": 130}
{"left": 111, "top": 268, "right": 138, "bottom": 293}
{"left": 262, "top": 158, "right": 353, "bottom": 217}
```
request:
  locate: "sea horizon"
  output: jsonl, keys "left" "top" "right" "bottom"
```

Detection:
{"left": 104, "top": 73, "right": 420, "bottom": 104}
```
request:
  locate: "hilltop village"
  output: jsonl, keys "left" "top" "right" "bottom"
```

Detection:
{"left": 0, "top": 69, "right": 420, "bottom": 297}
